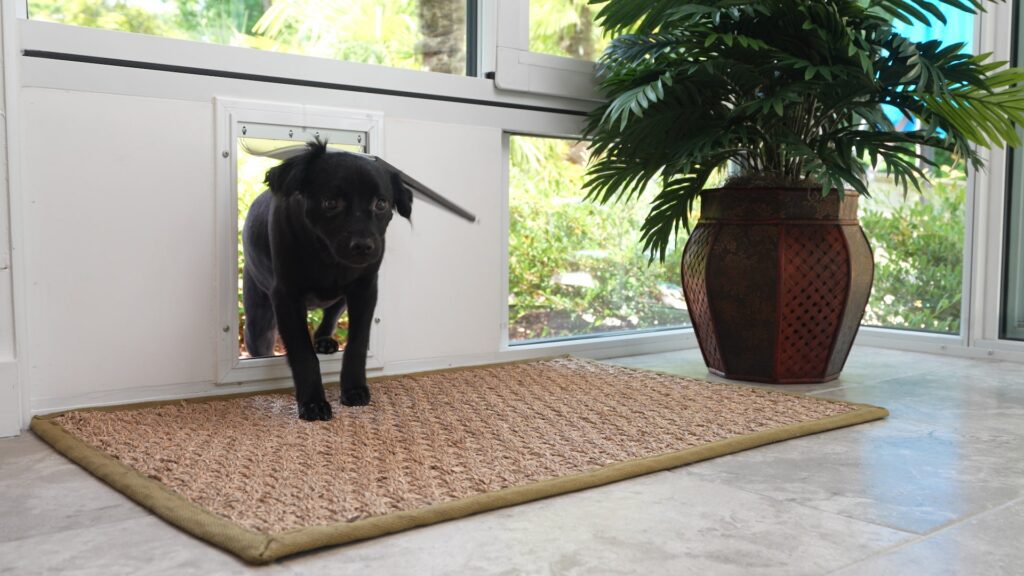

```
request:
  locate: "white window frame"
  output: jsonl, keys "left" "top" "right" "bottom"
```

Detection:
{"left": 491, "top": 0, "right": 601, "bottom": 101}
{"left": 970, "top": 0, "right": 1024, "bottom": 354}
{"left": 214, "top": 97, "right": 385, "bottom": 385}
{"left": 15, "top": 4, "right": 594, "bottom": 116}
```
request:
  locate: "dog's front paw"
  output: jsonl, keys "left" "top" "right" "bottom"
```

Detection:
{"left": 340, "top": 384, "right": 370, "bottom": 407}
{"left": 314, "top": 337, "right": 340, "bottom": 355}
{"left": 297, "top": 398, "right": 333, "bottom": 421}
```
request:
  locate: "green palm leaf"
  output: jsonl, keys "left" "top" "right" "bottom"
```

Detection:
{"left": 585, "top": 0, "right": 1024, "bottom": 261}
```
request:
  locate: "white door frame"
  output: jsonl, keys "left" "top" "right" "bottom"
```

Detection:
{"left": 0, "top": 0, "right": 23, "bottom": 436}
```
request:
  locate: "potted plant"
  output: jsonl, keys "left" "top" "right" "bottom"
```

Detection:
{"left": 584, "top": 0, "right": 1024, "bottom": 383}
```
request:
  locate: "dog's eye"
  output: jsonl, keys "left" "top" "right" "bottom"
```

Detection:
{"left": 372, "top": 199, "right": 390, "bottom": 213}
{"left": 321, "top": 199, "right": 340, "bottom": 211}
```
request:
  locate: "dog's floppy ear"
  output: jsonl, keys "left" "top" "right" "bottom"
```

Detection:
{"left": 264, "top": 154, "right": 305, "bottom": 196}
{"left": 371, "top": 157, "right": 476, "bottom": 223}
{"left": 390, "top": 172, "right": 413, "bottom": 220}
{"left": 264, "top": 138, "right": 328, "bottom": 196}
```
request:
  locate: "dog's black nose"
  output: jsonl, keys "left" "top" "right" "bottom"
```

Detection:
{"left": 350, "top": 238, "right": 375, "bottom": 256}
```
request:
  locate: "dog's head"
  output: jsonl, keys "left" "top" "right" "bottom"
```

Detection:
{"left": 264, "top": 139, "right": 412, "bottom": 267}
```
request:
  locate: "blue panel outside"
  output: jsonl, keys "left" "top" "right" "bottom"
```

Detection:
{"left": 886, "top": 6, "right": 975, "bottom": 130}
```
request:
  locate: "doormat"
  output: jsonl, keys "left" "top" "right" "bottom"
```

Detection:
{"left": 31, "top": 357, "right": 886, "bottom": 563}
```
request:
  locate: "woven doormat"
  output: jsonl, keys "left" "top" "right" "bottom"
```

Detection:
{"left": 31, "top": 357, "right": 886, "bottom": 564}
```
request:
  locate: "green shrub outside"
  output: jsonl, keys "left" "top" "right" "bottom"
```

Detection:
{"left": 509, "top": 138, "right": 966, "bottom": 340}
{"left": 860, "top": 164, "right": 965, "bottom": 334}
{"left": 508, "top": 137, "right": 690, "bottom": 341}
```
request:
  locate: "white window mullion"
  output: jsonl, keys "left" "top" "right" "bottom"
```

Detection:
{"left": 492, "top": 0, "right": 600, "bottom": 101}
{"left": 971, "top": 0, "right": 1023, "bottom": 348}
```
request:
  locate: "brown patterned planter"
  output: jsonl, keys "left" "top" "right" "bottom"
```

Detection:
{"left": 681, "top": 188, "right": 874, "bottom": 383}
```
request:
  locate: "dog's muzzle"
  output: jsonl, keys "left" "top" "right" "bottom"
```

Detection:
{"left": 329, "top": 236, "right": 380, "bottom": 267}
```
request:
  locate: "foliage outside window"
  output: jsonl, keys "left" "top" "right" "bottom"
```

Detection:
{"left": 30, "top": 0, "right": 469, "bottom": 75}
{"left": 842, "top": 5, "right": 971, "bottom": 336}
{"left": 508, "top": 136, "right": 690, "bottom": 343}
{"left": 529, "top": 0, "right": 608, "bottom": 61}
{"left": 860, "top": 161, "right": 965, "bottom": 334}
{"left": 506, "top": 136, "right": 969, "bottom": 340}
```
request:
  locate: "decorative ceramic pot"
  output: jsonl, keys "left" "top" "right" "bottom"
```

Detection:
{"left": 681, "top": 188, "right": 874, "bottom": 383}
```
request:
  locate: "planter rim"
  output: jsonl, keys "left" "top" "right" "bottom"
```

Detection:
{"left": 702, "top": 187, "right": 858, "bottom": 198}
{"left": 697, "top": 186, "right": 862, "bottom": 224}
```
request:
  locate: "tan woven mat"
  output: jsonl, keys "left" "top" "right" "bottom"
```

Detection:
{"left": 31, "top": 357, "right": 886, "bottom": 563}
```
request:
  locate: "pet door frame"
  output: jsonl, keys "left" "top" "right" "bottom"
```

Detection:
{"left": 214, "top": 97, "right": 385, "bottom": 385}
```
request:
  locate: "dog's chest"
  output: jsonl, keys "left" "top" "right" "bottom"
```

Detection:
{"left": 304, "top": 294, "right": 343, "bottom": 310}
{"left": 302, "top": 269, "right": 361, "bottom": 309}
{"left": 304, "top": 282, "right": 348, "bottom": 310}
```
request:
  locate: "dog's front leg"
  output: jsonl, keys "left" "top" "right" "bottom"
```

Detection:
{"left": 340, "top": 276, "right": 377, "bottom": 406}
{"left": 313, "top": 298, "right": 346, "bottom": 355}
{"left": 273, "top": 289, "right": 332, "bottom": 421}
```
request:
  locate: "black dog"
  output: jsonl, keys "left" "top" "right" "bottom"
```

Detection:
{"left": 242, "top": 140, "right": 411, "bottom": 421}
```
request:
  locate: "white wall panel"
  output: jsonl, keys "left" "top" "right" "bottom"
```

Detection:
{"left": 10, "top": 37, "right": 695, "bottom": 418}
{"left": 21, "top": 89, "right": 218, "bottom": 402}
{"left": 379, "top": 119, "right": 503, "bottom": 362}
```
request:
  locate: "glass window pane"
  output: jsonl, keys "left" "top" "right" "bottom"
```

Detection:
{"left": 508, "top": 136, "right": 690, "bottom": 343}
{"left": 29, "top": 0, "right": 469, "bottom": 75}
{"left": 856, "top": 8, "right": 972, "bottom": 335}
{"left": 528, "top": 0, "right": 607, "bottom": 61}
{"left": 859, "top": 161, "right": 965, "bottom": 335}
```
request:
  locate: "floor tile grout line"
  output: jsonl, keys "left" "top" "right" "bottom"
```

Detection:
{"left": 669, "top": 468, "right": 922, "bottom": 539}
{"left": 821, "top": 495, "right": 1024, "bottom": 576}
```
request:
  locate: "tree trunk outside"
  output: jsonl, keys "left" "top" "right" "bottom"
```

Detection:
{"left": 418, "top": 0, "right": 466, "bottom": 75}
{"left": 562, "top": 4, "right": 595, "bottom": 62}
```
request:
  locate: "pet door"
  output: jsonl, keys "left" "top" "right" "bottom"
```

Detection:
{"left": 235, "top": 123, "right": 366, "bottom": 360}
{"left": 214, "top": 98, "right": 384, "bottom": 384}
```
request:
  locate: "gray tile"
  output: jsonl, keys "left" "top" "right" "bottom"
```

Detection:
{"left": 678, "top": 415, "right": 1024, "bottom": 535}
{"left": 283, "top": 473, "right": 911, "bottom": 576}
{"left": 829, "top": 497, "right": 1024, "bottom": 576}
{"left": 603, "top": 346, "right": 981, "bottom": 393}
{"left": 836, "top": 347, "right": 983, "bottom": 385}
{"left": 811, "top": 369, "right": 1024, "bottom": 436}
{"left": 603, "top": 350, "right": 844, "bottom": 395}
{"left": 4, "top": 345, "right": 1021, "bottom": 573}
{"left": 0, "top": 515, "right": 283, "bottom": 576}
{"left": 0, "top": 434, "right": 148, "bottom": 543}
{"left": 0, "top": 434, "right": 52, "bottom": 461}
{"left": 936, "top": 358, "right": 1023, "bottom": 380}
{"left": 608, "top": 347, "right": 1024, "bottom": 535}
{"left": 603, "top": 349, "right": 713, "bottom": 378}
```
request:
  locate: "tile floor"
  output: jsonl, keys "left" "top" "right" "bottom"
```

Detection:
{"left": 1, "top": 346, "right": 1022, "bottom": 575}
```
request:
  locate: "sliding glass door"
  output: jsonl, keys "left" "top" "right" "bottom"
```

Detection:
{"left": 1005, "top": 162, "right": 1024, "bottom": 339}
{"left": 1003, "top": 3, "right": 1024, "bottom": 341}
